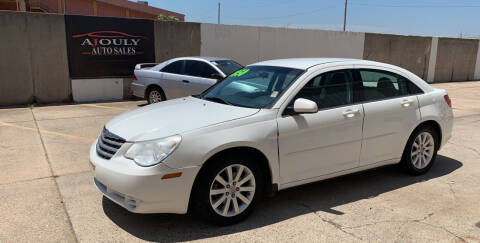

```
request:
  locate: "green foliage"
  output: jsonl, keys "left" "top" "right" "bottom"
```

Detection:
{"left": 157, "top": 14, "right": 180, "bottom": 22}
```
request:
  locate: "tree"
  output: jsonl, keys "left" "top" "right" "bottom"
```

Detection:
{"left": 157, "top": 14, "right": 179, "bottom": 22}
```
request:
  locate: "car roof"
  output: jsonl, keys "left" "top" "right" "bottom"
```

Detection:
{"left": 178, "top": 56, "right": 231, "bottom": 62}
{"left": 250, "top": 58, "right": 386, "bottom": 70}
{"left": 249, "top": 57, "right": 434, "bottom": 93}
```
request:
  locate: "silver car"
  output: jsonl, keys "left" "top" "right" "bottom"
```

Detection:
{"left": 131, "top": 57, "right": 243, "bottom": 104}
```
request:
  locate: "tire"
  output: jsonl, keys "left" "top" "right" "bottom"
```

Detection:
{"left": 191, "top": 154, "right": 264, "bottom": 225}
{"left": 146, "top": 86, "right": 165, "bottom": 104}
{"left": 401, "top": 126, "right": 439, "bottom": 175}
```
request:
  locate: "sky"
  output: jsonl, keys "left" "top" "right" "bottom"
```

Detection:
{"left": 147, "top": 0, "right": 480, "bottom": 38}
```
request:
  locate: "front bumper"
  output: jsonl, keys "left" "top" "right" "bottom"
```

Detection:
{"left": 130, "top": 82, "right": 146, "bottom": 99}
{"left": 90, "top": 140, "right": 200, "bottom": 214}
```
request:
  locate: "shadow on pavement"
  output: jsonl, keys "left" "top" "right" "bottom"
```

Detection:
{"left": 103, "top": 155, "right": 462, "bottom": 242}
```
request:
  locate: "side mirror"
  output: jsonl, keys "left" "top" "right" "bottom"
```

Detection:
{"left": 294, "top": 98, "right": 318, "bottom": 113}
{"left": 210, "top": 73, "right": 224, "bottom": 81}
{"left": 285, "top": 98, "right": 318, "bottom": 115}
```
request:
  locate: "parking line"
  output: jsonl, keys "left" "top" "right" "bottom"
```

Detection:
{"left": 80, "top": 103, "right": 128, "bottom": 111}
{"left": 0, "top": 121, "right": 95, "bottom": 143}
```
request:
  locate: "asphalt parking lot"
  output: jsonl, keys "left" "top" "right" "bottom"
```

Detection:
{"left": 1, "top": 82, "right": 479, "bottom": 242}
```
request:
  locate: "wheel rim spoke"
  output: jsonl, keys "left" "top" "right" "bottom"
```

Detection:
{"left": 232, "top": 198, "right": 240, "bottom": 214}
{"left": 237, "top": 193, "right": 251, "bottom": 204}
{"left": 223, "top": 197, "right": 231, "bottom": 216}
{"left": 215, "top": 175, "right": 228, "bottom": 186}
{"left": 425, "top": 150, "right": 433, "bottom": 157}
{"left": 239, "top": 186, "right": 255, "bottom": 192}
{"left": 235, "top": 166, "right": 244, "bottom": 182}
{"left": 412, "top": 154, "right": 419, "bottom": 166}
{"left": 210, "top": 189, "right": 225, "bottom": 196}
{"left": 226, "top": 166, "right": 233, "bottom": 183}
{"left": 413, "top": 141, "right": 419, "bottom": 148}
{"left": 238, "top": 174, "right": 253, "bottom": 186}
{"left": 213, "top": 195, "right": 226, "bottom": 209}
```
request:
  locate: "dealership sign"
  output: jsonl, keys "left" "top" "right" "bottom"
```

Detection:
{"left": 65, "top": 15, "right": 155, "bottom": 78}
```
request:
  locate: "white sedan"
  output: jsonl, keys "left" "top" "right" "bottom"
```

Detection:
{"left": 91, "top": 58, "right": 453, "bottom": 225}
{"left": 131, "top": 57, "right": 243, "bottom": 104}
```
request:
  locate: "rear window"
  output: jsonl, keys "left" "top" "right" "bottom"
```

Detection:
{"left": 161, "top": 60, "right": 183, "bottom": 74}
{"left": 211, "top": 60, "right": 243, "bottom": 76}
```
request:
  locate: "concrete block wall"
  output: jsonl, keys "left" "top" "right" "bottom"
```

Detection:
{"left": 257, "top": 26, "right": 365, "bottom": 61}
{"left": 434, "top": 38, "right": 479, "bottom": 82}
{"left": 0, "top": 11, "right": 70, "bottom": 106}
{"left": 200, "top": 24, "right": 365, "bottom": 66}
{"left": 0, "top": 11, "right": 35, "bottom": 105}
{"left": 363, "top": 34, "right": 432, "bottom": 80}
{"left": 155, "top": 21, "right": 201, "bottom": 62}
{"left": 27, "top": 12, "right": 71, "bottom": 103}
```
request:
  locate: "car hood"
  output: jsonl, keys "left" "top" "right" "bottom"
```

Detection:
{"left": 105, "top": 96, "right": 260, "bottom": 141}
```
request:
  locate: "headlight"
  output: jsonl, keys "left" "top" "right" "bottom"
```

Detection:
{"left": 124, "top": 135, "right": 181, "bottom": 166}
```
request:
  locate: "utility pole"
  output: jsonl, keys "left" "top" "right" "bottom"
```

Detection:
{"left": 343, "top": 0, "right": 348, "bottom": 31}
{"left": 217, "top": 2, "right": 221, "bottom": 24}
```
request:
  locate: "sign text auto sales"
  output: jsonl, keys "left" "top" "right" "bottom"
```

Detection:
{"left": 74, "top": 31, "right": 146, "bottom": 56}
{"left": 81, "top": 38, "right": 140, "bottom": 55}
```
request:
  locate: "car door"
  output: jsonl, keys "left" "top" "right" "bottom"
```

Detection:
{"left": 353, "top": 68, "right": 421, "bottom": 166}
{"left": 182, "top": 60, "right": 219, "bottom": 96}
{"left": 159, "top": 60, "right": 187, "bottom": 99}
{"left": 277, "top": 68, "right": 364, "bottom": 184}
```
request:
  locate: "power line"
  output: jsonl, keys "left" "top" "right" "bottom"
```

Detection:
{"left": 228, "top": 4, "right": 343, "bottom": 20}
{"left": 349, "top": 3, "right": 480, "bottom": 8}
{"left": 224, "top": 0, "right": 300, "bottom": 9}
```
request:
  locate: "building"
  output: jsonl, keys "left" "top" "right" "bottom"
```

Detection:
{"left": 0, "top": 0, "right": 184, "bottom": 20}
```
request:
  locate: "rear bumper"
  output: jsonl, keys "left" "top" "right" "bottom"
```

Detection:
{"left": 90, "top": 140, "right": 200, "bottom": 214}
{"left": 440, "top": 109, "right": 454, "bottom": 149}
{"left": 131, "top": 82, "right": 146, "bottom": 99}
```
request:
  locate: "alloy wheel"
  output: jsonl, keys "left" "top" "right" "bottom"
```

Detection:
{"left": 149, "top": 90, "right": 162, "bottom": 103}
{"left": 411, "top": 132, "right": 435, "bottom": 169}
{"left": 209, "top": 164, "right": 256, "bottom": 217}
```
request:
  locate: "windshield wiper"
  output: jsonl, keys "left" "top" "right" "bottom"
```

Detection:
{"left": 204, "top": 96, "right": 233, "bottom": 105}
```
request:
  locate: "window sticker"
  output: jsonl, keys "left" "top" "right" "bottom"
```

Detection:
{"left": 271, "top": 91, "right": 279, "bottom": 98}
{"left": 230, "top": 68, "right": 250, "bottom": 77}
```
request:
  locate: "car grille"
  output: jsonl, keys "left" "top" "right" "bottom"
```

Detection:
{"left": 96, "top": 128, "right": 126, "bottom": 160}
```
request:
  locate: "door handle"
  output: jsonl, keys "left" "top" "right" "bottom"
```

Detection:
{"left": 400, "top": 99, "right": 413, "bottom": 108}
{"left": 182, "top": 80, "right": 190, "bottom": 83}
{"left": 343, "top": 109, "right": 360, "bottom": 118}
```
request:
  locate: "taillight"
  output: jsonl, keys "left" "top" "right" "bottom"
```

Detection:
{"left": 133, "top": 74, "right": 138, "bottom": 81}
{"left": 444, "top": 94, "right": 452, "bottom": 108}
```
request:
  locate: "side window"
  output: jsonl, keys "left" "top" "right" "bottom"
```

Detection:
{"left": 292, "top": 70, "right": 353, "bottom": 110}
{"left": 161, "top": 60, "right": 183, "bottom": 74}
{"left": 354, "top": 69, "right": 410, "bottom": 102}
{"left": 185, "top": 60, "right": 219, "bottom": 78}
{"left": 406, "top": 79, "right": 424, "bottom": 94}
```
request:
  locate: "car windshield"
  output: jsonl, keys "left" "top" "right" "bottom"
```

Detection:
{"left": 211, "top": 60, "right": 243, "bottom": 76}
{"left": 200, "top": 65, "right": 304, "bottom": 108}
